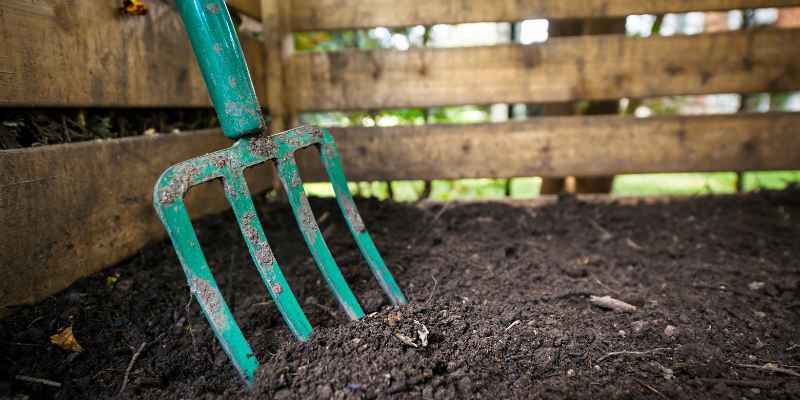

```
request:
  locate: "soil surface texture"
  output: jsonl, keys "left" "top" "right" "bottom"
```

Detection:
{"left": 2, "top": 190, "right": 800, "bottom": 399}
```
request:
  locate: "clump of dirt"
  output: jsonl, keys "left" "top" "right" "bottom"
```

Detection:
{"left": 2, "top": 190, "right": 800, "bottom": 399}
{"left": 0, "top": 108, "right": 219, "bottom": 149}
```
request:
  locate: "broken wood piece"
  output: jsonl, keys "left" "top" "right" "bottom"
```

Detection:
{"left": 590, "top": 295, "right": 638, "bottom": 312}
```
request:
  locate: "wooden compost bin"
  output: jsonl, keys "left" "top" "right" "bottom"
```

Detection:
{"left": 2, "top": 0, "right": 800, "bottom": 317}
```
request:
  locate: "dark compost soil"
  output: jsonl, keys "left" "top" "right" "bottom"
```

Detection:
{"left": 2, "top": 190, "right": 800, "bottom": 399}
{"left": 0, "top": 109, "right": 218, "bottom": 149}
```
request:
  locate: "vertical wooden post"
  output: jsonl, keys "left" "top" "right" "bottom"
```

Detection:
{"left": 260, "top": 0, "right": 295, "bottom": 132}
{"left": 260, "top": 0, "right": 295, "bottom": 196}
{"left": 540, "top": 18, "right": 624, "bottom": 195}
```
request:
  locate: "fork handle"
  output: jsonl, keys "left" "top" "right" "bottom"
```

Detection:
{"left": 177, "top": 0, "right": 264, "bottom": 140}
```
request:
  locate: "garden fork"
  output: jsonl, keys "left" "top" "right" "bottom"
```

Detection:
{"left": 153, "top": 0, "right": 407, "bottom": 385}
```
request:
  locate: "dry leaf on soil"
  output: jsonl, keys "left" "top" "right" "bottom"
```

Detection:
{"left": 50, "top": 325, "right": 83, "bottom": 352}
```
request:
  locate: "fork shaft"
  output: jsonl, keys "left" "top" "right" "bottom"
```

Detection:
{"left": 177, "top": 0, "right": 264, "bottom": 139}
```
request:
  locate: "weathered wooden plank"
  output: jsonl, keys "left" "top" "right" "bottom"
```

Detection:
{"left": 289, "top": 0, "right": 800, "bottom": 30}
{"left": 0, "top": 131, "right": 272, "bottom": 316}
{"left": 289, "top": 28, "right": 800, "bottom": 111}
{"left": 0, "top": 0, "right": 265, "bottom": 107}
{"left": 295, "top": 113, "right": 800, "bottom": 180}
{"left": 1, "top": 112, "right": 798, "bottom": 313}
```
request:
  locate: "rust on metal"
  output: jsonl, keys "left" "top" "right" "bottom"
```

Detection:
{"left": 248, "top": 135, "right": 277, "bottom": 158}
{"left": 298, "top": 193, "right": 318, "bottom": 245}
{"left": 191, "top": 276, "right": 227, "bottom": 330}
{"left": 210, "top": 152, "right": 228, "bottom": 169}
{"left": 206, "top": 3, "right": 220, "bottom": 14}
{"left": 241, "top": 212, "right": 259, "bottom": 242}
{"left": 291, "top": 170, "right": 302, "bottom": 188}
{"left": 343, "top": 197, "right": 366, "bottom": 232}
{"left": 254, "top": 242, "right": 275, "bottom": 269}
{"left": 159, "top": 164, "right": 199, "bottom": 204}
{"left": 324, "top": 144, "right": 336, "bottom": 162}
{"left": 271, "top": 282, "right": 283, "bottom": 295}
{"left": 310, "top": 127, "right": 324, "bottom": 141}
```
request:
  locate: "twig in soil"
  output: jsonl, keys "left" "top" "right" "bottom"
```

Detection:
{"left": 597, "top": 347, "right": 674, "bottom": 363}
{"left": 1, "top": 340, "right": 44, "bottom": 347}
{"left": 118, "top": 341, "right": 148, "bottom": 395}
{"left": 14, "top": 375, "right": 62, "bottom": 388}
{"left": 589, "top": 295, "right": 637, "bottom": 312}
{"left": 425, "top": 276, "right": 438, "bottom": 305}
{"left": 635, "top": 380, "right": 666, "bottom": 399}
{"left": 589, "top": 219, "right": 613, "bottom": 241}
{"left": 505, "top": 320, "right": 521, "bottom": 331}
{"left": 625, "top": 238, "right": 644, "bottom": 250}
{"left": 531, "top": 291, "right": 594, "bottom": 303}
{"left": 410, "top": 203, "right": 455, "bottom": 248}
{"left": 306, "top": 298, "right": 341, "bottom": 320}
{"left": 184, "top": 292, "right": 198, "bottom": 353}
{"left": 735, "top": 363, "right": 800, "bottom": 378}
{"left": 698, "top": 378, "right": 780, "bottom": 388}
{"left": 692, "top": 284, "right": 759, "bottom": 299}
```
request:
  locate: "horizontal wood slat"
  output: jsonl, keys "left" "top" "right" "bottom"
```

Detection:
{"left": 2, "top": 112, "right": 798, "bottom": 314}
{"left": 0, "top": 0, "right": 265, "bottom": 108}
{"left": 298, "top": 113, "right": 800, "bottom": 180}
{"left": 289, "top": 28, "right": 800, "bottom": 111}
{"left": 0, "top": 131, "right": 271, "bottom": 316}
{"left": 288, "top": 0, "right": 800, "bottom": 30}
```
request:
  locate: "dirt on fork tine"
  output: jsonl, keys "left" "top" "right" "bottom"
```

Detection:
{"left": 2, "top": 189, "right": 800, "bottom": 399}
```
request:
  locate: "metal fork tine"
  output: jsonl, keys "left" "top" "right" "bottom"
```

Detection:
{"left": 223, "top": 170, "right": 313, "bottom": 340}
{"left": 275, "top": 154, "right": 366, "bottom": 320}
{"left": 318, "top": 130, "right": 409, "bottom": 306}
{"left": 155, "top": 196, "right": 258, "bottom": 383}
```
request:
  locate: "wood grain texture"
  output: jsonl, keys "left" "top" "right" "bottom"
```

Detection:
{"left": 2, "top": 112, "right": 798, "bottom": 313}
{"left": 0, "top": 0, "right": 265, "bottom": 107}
{"left": 288, "top": 28, "right": 800, "bottom": 111}
{"left": 294, "top": 113, "right": 800, "bottom": 181}
{"left": 0, "top": 131, "right": 271, "bottom": 316}
{"left": 289, "top": 0, "right": 800, "bottom": 30}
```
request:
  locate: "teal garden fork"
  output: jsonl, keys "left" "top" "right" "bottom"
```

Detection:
{"left": 153, "top": 0, "right": 407, "bottom": 385}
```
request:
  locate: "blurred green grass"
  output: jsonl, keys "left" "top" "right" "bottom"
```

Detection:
{"left": 304, "top": 171, "right": 800, "bottom": 201}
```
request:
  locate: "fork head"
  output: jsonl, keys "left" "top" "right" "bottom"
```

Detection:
{"left": 153, "top": 126, "right": 407, "bottom": 384}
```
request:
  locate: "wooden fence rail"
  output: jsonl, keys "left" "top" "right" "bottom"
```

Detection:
{"left": 0, "top": 0, "right": 266, "bottom": 107}
{"left": 3, "top": 112, "right": 799, "bottom": 314}
{"left": 3, "top": 0, "right": 800, "bottom": 315}
{"left": 0, "top": 131, "right": 271, "bottom": 316}
{"left": 289, "top": 28, "right": 800, "bottom": 111}
{"left": 227, "top": 0, "right": 800, "bottom": 29}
